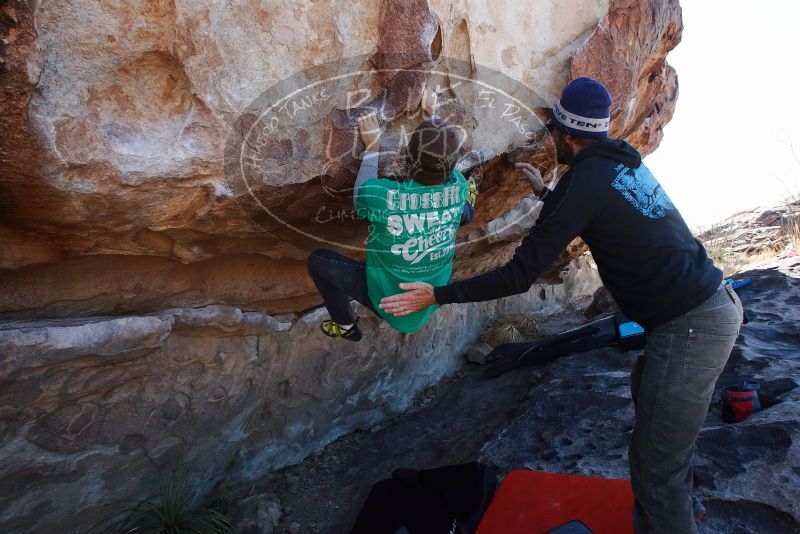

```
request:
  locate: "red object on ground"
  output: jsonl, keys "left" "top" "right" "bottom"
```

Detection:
{"left": 476, "top": 470, "right": 634, "bottom": 534}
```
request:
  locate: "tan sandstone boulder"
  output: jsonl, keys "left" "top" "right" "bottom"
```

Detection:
{"left": 0, "top": 1, "right": 681, "bottom": 531}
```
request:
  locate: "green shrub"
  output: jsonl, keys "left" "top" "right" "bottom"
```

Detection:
{"left": 96, "top": 464, "right": 231, "bottom": 534}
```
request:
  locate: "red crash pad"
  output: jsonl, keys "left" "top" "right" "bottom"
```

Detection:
{"left": 476, "top": 470, "right": 634, "bottom": 534}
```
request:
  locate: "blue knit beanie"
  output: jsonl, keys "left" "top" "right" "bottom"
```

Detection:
{"left": 551, "top": 77, "right": 612, "bottom": 139}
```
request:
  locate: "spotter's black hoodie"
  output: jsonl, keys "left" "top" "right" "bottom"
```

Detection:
{"left": 434, "top": 140, "right": 722, "bottom": 330}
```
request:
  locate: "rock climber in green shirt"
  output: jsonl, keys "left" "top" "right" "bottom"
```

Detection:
{"left": 307, "top": 88, "right": 477, "bottom": 340}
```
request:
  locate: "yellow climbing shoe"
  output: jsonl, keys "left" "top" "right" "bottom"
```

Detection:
{"left": 321, "top": 319, "right": 363, "bottom": 342}
{"left": 467, "top": 176, "right": 479, "bottom": 205}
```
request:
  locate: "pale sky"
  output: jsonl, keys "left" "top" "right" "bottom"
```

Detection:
{"left": 644, "top": 0, "right": 800, "bottom": 230}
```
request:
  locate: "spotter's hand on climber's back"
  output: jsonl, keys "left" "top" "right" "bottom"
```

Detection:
{"left": 355, "top": 170, "right": 468, "bottom": 333}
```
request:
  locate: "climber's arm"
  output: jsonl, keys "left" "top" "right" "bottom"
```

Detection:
{"left": 353, "top": 112, "right": 383, "bottom": 211}
{"left": 353, "top": 151, "right": 378, "bottom": 209}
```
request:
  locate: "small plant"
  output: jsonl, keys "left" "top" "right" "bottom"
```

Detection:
{"left": 480, "top": 322, "right": 525, "bottom": 345}
{"left": 97, "top": 464, "right": 231, "bottom": 534}
{"left": 506, "top": 314, "right": 543, "bottom": 338}
{"left": 480, "top": 315, "right": 543, "bottom": 346}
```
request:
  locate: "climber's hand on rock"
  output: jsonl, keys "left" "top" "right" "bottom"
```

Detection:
{"left": 380, "top": 282, "right": 436, "bottom": 316}
{"left": 421, "top": 82, "right": 437, "bottom": 118}
{"left": 515, "top": 162, "right": 545, "bottom": 195}
{"left": 357, "top": 112, "right": 382, "bottom": 152}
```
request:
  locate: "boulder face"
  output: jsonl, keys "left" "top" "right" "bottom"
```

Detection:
{"left": 0, "top": 258, "right": 603, "bottom": 533}
{"left": 0, "top": 0, "right": 681, "bottom": 532}
{"left": 0, "top": 0, "right": 680, "bottom": 316}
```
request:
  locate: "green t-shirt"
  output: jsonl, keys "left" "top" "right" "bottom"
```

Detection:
{"left": 356, "top": 171, "right": 468, "bottom": 333}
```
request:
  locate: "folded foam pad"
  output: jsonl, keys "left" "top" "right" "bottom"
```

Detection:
{"left": 476, "top": 471, "right": 634, "bottom": 534}
{"left": 484, "top": 313, "right": 649, "bottom": 379}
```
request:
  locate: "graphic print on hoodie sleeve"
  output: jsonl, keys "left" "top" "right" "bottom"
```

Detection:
{"left": 610, "top": 163, "right": 674, "bottom": 219}
{"left": 434, "top": 139, "right": 722, "bottom": 330}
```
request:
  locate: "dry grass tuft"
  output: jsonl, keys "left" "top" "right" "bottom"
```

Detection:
{"left": 504, "top": 314, "right": 544, "bottom": 337}
{"left": 480, "top": 323, "right": 525, "bottom": 346}
{"left": 785, "top": 217, "right": 800, "bottom": 253}
{"left": 479, "top": 315, "right": 544, "bottom": 346}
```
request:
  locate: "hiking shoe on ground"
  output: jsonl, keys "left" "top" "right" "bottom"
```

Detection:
{"left": 321, "top": 319, "right": 363, "bottom": 342}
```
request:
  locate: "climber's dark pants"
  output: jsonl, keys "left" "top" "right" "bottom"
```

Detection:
{"left": 307, "top": 248, "right": 378, "bottom": 325}
{"left": 629, "top": 284, "right": 743, "bottom": 534}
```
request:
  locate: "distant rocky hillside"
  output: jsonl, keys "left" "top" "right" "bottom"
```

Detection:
{"left": 697, "top": 198, "right": 800, "bottom": 276}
